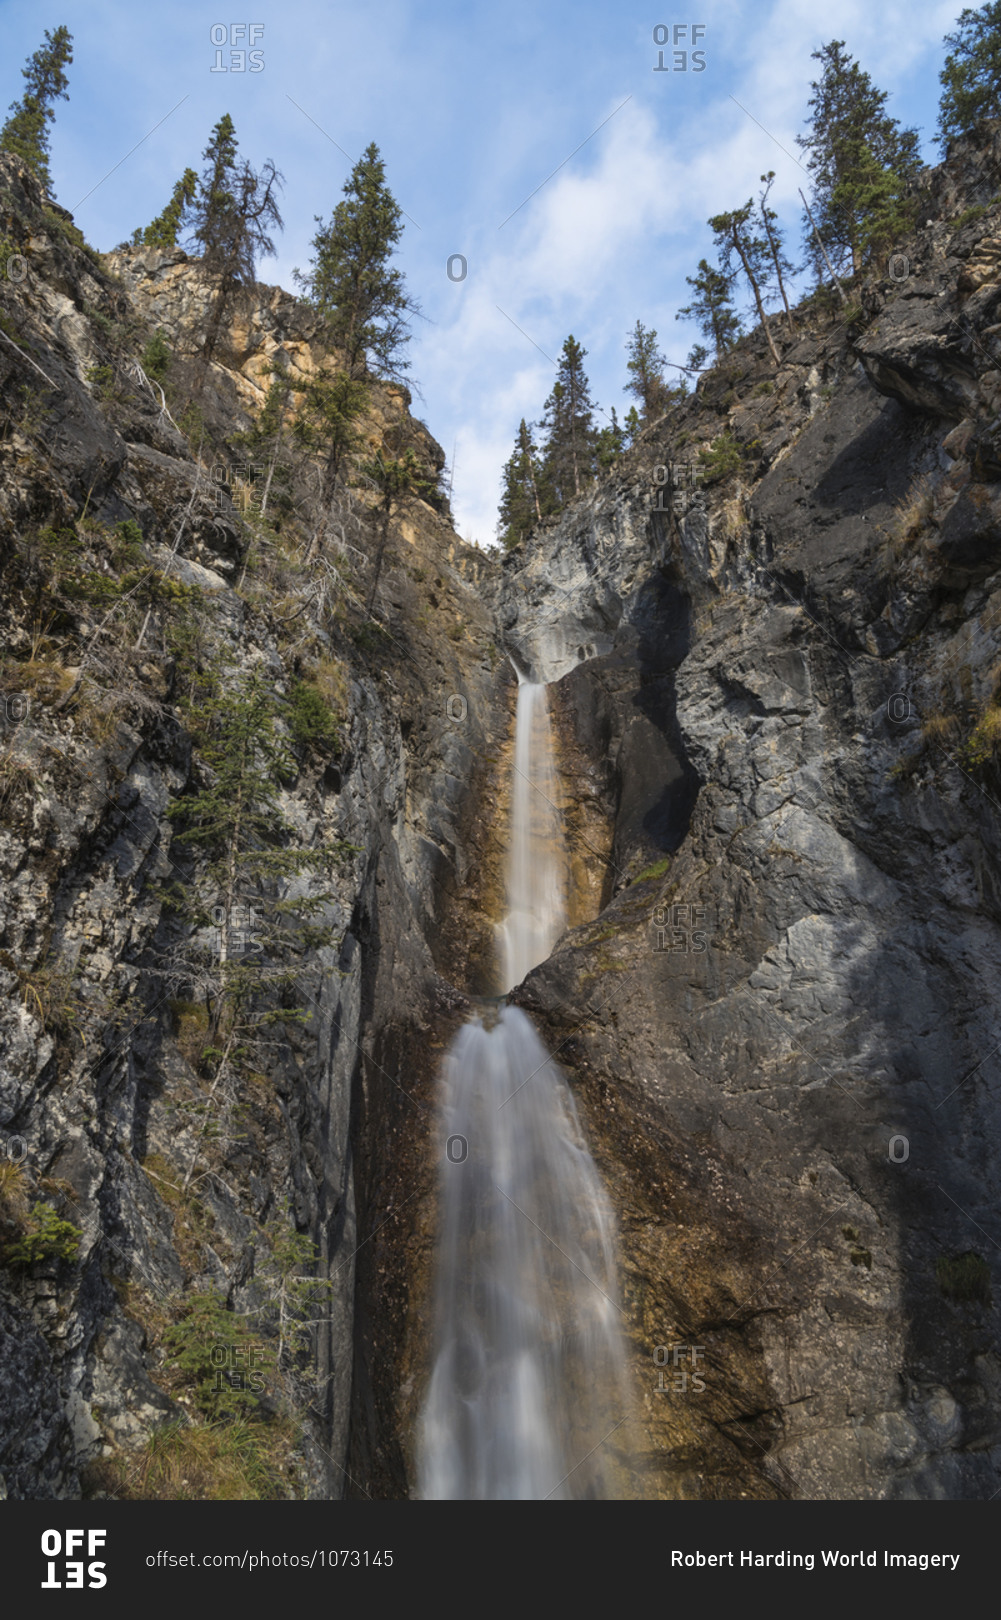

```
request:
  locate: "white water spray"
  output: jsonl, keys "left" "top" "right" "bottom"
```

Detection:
{"left": 418, "top": 679, "right": 631, "bottom": 1499}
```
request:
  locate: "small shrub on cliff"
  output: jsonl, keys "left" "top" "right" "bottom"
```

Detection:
{"left": 288, "top": 679, "right": 339, "bottom": 752}
{"left": 140, "top": 328, "right": 171, "bottom": 381}
{"left": 164, "top": 1290, "right": 275, "bottom": 1419}
{"left": 958, "top": 702, "right": 1001, "bottom": 768}
{"left": 697, "top": 434, "right": 742, "bottom": 485}
{"left": 4, "top": 1200, "right": 81, "bottom": 1267}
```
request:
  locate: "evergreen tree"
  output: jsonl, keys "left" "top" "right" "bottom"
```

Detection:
{"left": 595, "top": 407, "right": 626, "bottom": 471}
{"left": 497, "top": 418, "right": 544, "bottom": 549}
{"left": 757, "top": 172, "right": 798, "bottom": 335}
{"left": 134, "top": 168, "right": 198, "bottom": 250}
{"left": 938, "top": 4, "right": 1001, "bottom": 146}
{"left": 677, "top": 261, "right": 742, "bottom": 362}
{"left": 290, "top": 369, "right": 369, "bottom": 506}
{"left": 623, "top": 404, "right": 643, "bottom": 446}
{"left": 359, "top": 444, "right": 438, "bottom": 611}
{"left": 296, "top": 143, "right": 420, "bottom": 382}
{"left": 708, "top": 202, "right": 781, "bottom": 365}
{"left": 624, "top": 321, "right": 668, "bottom": 418}
{"left": 539, "top": 335, "right": 596, "bottom": 507}
{"left": 0, "top": 26, "right": 73, "bottom": 192}
{"left": 797, "top": 41, "right": 921, "bottom": 276}
{"left": 189, "top": 115, "right": 283, "bottom": 362}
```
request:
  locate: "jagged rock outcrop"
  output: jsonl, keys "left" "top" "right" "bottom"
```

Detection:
{"left": 0, "top": 151, "right": 505, "bottom": 1498}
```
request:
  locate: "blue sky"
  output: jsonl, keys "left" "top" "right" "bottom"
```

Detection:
{"left": 1, "top": 0, "right": 961, "bottom": 545}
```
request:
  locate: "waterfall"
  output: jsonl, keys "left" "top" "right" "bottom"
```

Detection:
{"left": 417, "top": 679, "right": 631, "bottom": 1499}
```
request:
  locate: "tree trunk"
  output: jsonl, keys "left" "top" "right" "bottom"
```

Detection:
{"left": 732, "top": 226, "right": 781, "bottom": 367}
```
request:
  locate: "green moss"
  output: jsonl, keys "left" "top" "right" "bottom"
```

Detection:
{"left": 632, "top": 856, "right": 672, "bottom": 885}
{"left": 936, "top": 1251, "right": 991, "bottom": 1305}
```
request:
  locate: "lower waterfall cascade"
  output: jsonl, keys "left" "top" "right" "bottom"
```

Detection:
{"left": 417, "top": 679, "right": 632, "bottom": 1500}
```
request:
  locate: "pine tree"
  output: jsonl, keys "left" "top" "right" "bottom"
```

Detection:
{"left": 134, "top": 168, "right": 198, "bottom": 250}
{"left": 595, "top": 407, "right": 626, "bottom": 471}
{"left": 677, "top": 261, "right": 742, "bottom": 362}
{"left": 296, "top": 143, "right": 420, "bottom": 382}
{"left": 797, "top": 41, "right": 921, "bottom": 277}
{"left": 164, "top": 661, "right": 346, "bottom": 1185}
{"left": 359, "top": 444, "right": 438, "bottom": 611}
{"left": 0, "top": 26, "right": 73, "bottom": 192}
{"left": 623, "top": 404, "right": 643, "bottom": 446}
{"left": 189, "top": 115, "right": 283, "bottom": 362}
{"left": 497, "top": 419, "right": 544, "bottom": 549}
{"left": 938, "top": 4, "right": 1001, "bottom": 147}
{"left": 708, "top": 202, "right": 781, "bottom": 365}
{"left": 624, "top": 321, "right": 669, "bottom": 418}
{"left": 540, "top": 336, "right": 596, "bottom": 507}
{"left": 757, "top": 173, "right": 798, "bottom": 335}
{"left": 290, "top": 369, "right": 369, "bottom": 506}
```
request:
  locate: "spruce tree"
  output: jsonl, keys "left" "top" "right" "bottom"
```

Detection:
{"left": 540, "top": 336, "right": 596, "bottom": 507}
{"left": 497, "top": 419, "right": 544, "bottom": 549}
{"left": 677, "top": 261, "right": 742, "bottom": 362}
{"left": 938, "top": 4, "right": 1001, "bottom": 147}
{"left": 296, "top": 143, "right": 420, "bottom": 382}
{"left": 0, "top": 26, "right": 73, "bottom": 192}
{"left": 624, "top": 321, "right": 669, "bottom": 418}
{"left": 623, "top": 404, "right": 643, "bottom": 446}
{"left": 797, "top": 41, "right": 920, "bottom": 276}
{"left": 758, "top": 173, "right": 798, "bottom": 335}
{"left": 595, "top": 407, "right": 626, "bottom": 471}
{"left": 134, "top": 168, "right": 198, "bottom": 250}
{"left": 708, "top": 202, "right": 781, "bottom": 365}
{"left": 359, "top": 444, "right": 438, "bottom": 611}
{"left": 189, "top": 115, "right": 283, "bottom": 362}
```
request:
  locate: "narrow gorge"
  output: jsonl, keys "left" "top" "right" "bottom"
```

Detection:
{"left": 2, "top": 120, "right": 1001, "bottom": 1503}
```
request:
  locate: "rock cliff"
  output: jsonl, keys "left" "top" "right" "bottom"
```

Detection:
{"left": 2, "top": 118, "right": 1001, "bottom": 1503}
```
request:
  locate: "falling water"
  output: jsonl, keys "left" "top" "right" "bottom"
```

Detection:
{"left": 417, "top": 679, "right": 631, "bottom": 1499}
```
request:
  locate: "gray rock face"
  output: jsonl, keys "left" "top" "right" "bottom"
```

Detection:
{"left": 494, "top": 125, "right": 1001, "bottom": 1500}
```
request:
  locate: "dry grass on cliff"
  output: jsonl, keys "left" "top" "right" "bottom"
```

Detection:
{"left": 884, "top": 474, "right": 935, "bottom": 560}
{"left": 85, "top": 1416, "right": 301, "bottom": 1500}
